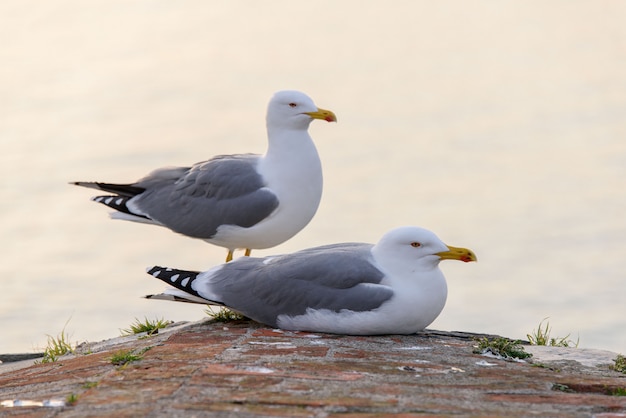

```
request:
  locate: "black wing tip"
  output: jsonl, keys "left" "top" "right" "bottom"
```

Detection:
{"left": 91, "top": 195, "right": 151, "bottom": 220}
{"left": 71, "top": 181, "right": 96, "bottom": 187}
{"left": 72, "top": 181, "right": 145, "bottom": 197}
{"left": 147, "top": 266, "right": 170, "bottom": 276}
{"left": 146, "top": 266, "right": 203, "bottom": 299}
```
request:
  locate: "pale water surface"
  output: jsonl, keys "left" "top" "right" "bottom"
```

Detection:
{"left": 1, "top": 1, "right": 625, "bottom": 353}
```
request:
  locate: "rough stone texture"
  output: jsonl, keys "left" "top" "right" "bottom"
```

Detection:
{"left": 1, "top": 319, "right": 625, "bottom": 417}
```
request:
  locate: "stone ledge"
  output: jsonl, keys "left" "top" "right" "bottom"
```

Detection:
{"left": 0, "top": 319, "right": 624, "bottom": 417}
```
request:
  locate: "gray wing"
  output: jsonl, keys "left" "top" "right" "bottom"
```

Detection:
{"left": 132, "top": 154, "right": 279, "bottom": 238}
{"left": 200, "top": 243, "right": 393, "bottom": 327}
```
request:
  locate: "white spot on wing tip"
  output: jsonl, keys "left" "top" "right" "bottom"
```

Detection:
{"left": 104, "top": 197, "right": 113, "bottom": 204}
{"left": 115, "top": 198, "right": 124, "bottom": 205}
{"left": 170, "top": 274, "right": 180, "bottom": 282}
{"left": 151, "top": 270, "right": 161, "bottom": 277}
{"left": 181, "top": 277, "right": 190, "bottom": 287}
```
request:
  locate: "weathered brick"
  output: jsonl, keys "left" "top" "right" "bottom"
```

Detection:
{"left": 1, "top": 321, "right": 624, "bottom": 417}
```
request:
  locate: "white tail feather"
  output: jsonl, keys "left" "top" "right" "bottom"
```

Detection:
{"left": 145, "top": 287, "right": 210, "bottom": 304}
{"left": 111, "top": 212, "right": 158, "bottom": 225}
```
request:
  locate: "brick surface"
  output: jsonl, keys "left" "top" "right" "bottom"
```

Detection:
{"left": 0, "top": 319, "right": 625, "bottom": 417}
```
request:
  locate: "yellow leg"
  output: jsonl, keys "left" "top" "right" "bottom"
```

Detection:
{"left": 226, "top": 250, "right": 234, "bottom": 262}
{"left": 244, "top": 248, "right": 252, "bottom": 257}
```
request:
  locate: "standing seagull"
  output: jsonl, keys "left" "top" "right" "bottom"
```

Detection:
{"left": 73, "top": 90, "right": 337, "bottom": 262}
{"left": 145, "top": 226, "right": 477, "bottom": 335}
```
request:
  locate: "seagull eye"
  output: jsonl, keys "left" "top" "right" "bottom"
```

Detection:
{"left": 410, "top": 242, "right": 421, "bottom": 248}
{"left": 288, "top": 103, "right": 297, "bottom": 108}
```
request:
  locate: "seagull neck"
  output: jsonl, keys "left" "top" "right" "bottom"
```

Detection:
{"left": 263, "top": 128, "right": 317, "bottom": 160}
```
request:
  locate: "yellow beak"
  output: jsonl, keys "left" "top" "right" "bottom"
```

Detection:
{"left": 436, "top": 245, "right": 477, "bottom": 263}
{"left": 305, "top": 107, "right": 337, "bottom": 123}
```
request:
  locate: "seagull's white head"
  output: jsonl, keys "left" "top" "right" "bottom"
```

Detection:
{"left": 371, "top": 226, "right": 477, "bottom": 275}
{"left": 266, "top": 90, "right": 337, "bottom": 131}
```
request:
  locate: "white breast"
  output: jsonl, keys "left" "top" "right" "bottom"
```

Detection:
{"left": 208, "top": 131, "right": 323, "bottom": 250}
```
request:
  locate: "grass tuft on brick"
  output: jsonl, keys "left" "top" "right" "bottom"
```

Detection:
{"left": 473, "top": 337, "right": 532, "bottom": 361}
{"left": 527, "top": 318, "right": 579, "bottom": 347}
{"left": 37, "top": 327, "right": 75, "bottom": 364}
{"left": 610, "top": 354, "right": 626, "bottom": 374}
{"left": 121, "top": 317, "right": 172, "bottom": 337}
{"left": 205, "top": 306, "right": 245, "bottom": 322}
{"left": 109, "top": 347, "right": 151, "bottom": 367}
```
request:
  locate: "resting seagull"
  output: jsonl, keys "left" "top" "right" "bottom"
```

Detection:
{"left": 145, "top": 226, "right": 477, "bottom": 335}
{"left": 73, "top": 90, "right": 336, "bottom": 262}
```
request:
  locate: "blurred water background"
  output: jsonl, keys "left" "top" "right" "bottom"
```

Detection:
{"left": 1, "top": 1, "right": 625, "bottom": 353}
